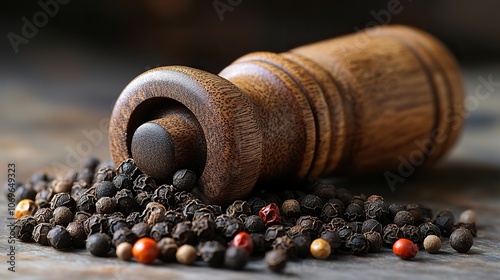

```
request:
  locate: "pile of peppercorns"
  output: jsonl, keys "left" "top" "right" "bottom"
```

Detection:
{"left": 8, "top": 157, "right": 478, "bottom": 272}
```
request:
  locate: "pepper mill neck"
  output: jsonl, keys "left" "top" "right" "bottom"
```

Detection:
{"left": 109, "top": 25, "right": 464, "bottom": 205}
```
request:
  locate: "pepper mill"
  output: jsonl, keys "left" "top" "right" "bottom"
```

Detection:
{"left": 109, "top": 25, "right": 464, "bottom": 205}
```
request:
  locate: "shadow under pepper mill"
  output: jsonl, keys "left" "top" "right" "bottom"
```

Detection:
{"left": 109, "top": 25, "right": 464, "bottom": 205}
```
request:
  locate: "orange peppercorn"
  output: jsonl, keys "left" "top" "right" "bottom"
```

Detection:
{"left": 231, "top": 231, "right": 254, "bottom": 254}
{"left": 392, "top": 238, "right": 418, "bottom": 260}
{"left": 132, "top": 237, "right": 159, "bottom": 264}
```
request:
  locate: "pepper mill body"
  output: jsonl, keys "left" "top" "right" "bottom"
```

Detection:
{"left": 110, "top": 25, "right": 464, "bottom": 205}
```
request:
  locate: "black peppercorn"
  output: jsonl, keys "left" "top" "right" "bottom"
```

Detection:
{"left": 224, "top": 246, "right": 249, "bottom": 270}
{"left": 363, "top": 231, "right": 383, "bottom": 253}
{"left": 95, "top": 181, "right": 117, "bottom": 200}
{"left": 334, "top": 187, "right": 353, "bottom": 207}
{"left": 158, "top": 237, "right": 178, "bottom": 262}
{"left": 14, "top": 185, "right": 36, "bottom": 204}
{"left": 74, "top": 211, "right": 91, "bottom": 222}
{"left": 107, "top": 217, "right": 129, "bottom": 236}
{"left": 300, "top": 194, "right": 323, "bottom": 216}
{"left": 226, "top": 200, "right": 252, "bottom": 217}
{"left": 382, "top": 224, "right": 403, "bottom": 245}
{"left": 394, "top": 211, "right": 415, "bottom": 227}
{"left": 66, "top": 221, "right": 86, "bottom": 248}
{"left": 172, "top": 221, "right": 195, "bottom": 245}
{"left": 94, "top": 167, "right": 116, "bottom": 183}
{"left": 282, "top": 199, "right": 301, "bottom": 218}
{"left": 338, "top": 226, "right": 355, "bottom": 247}
{"left": 77, "top": 193, "right": 97, "bottom": 214}
{"left": 265, "top": 249, "right": 287, "bottom": 273}
{"left": 50, "top": 193, "right": 76, "bottom": 211}
{"left": 33, "top": 207, "right": 53, "bottom": 224}
{"left": 174, "top": 191, "right": 195, "bottom": 207}
{"left": 51, "top": 179, "right": 72, "bottom": 194}
{"left": 86, "top": 233, "right": 111, "bottom": 257}
{"left": 112, "top": 173, "right": 134, "bottom": 191}
{"left": 82, "top": 156, "right": 100, "bottom": 171}
{"left": 244, "top": 215, "right": 265, "bottom": 233}
{"left": 366, "top": 194, "right": 384, "bottom": 204}
{"left": 328, "top": 217, "right": 348, "bottom": 232}
{"left": 114, "top": 189, "right": 135, "bottom": 214}
{"left": 251, "top": 233, "right": 267, "bottom": 255}
{"left": 193, "top": 208, "right": 215, "bottom": 221}
{"left": 142, "top": 202, "right": 167, "bottom": 226}
{"left": 453, "top": 222, "right": 477, "bottom": 237}
{"left": 351, "top": 194, "right": 367, "bottom": 208}
{"left": 435, "top": 209, "right": 455, "bottom": 237}
{"left": 272, "top": 236, "right": 296, "bottom": 258}
{"left": 313, "top": 183, "right": 336, "bottom": 203}
{"left": 365, "top": 200, "right": 389, "bottom": 223}
{"left": 345, "top": 203, "right": 364, "bottom": 222}
{"left": 32, "top": 223, "right": 52, "bottom": 245}
{"left": 406, "top": 203, "right": 429, "bottom": 225}
{"left": 388, "top": 203, "right": 406, "bottom": 220}
{"left": 199, "top": 240, "right": 226, "bottom": 267}
{"left": 134, "top": 191, "right": 152, "bottom": 210}
{"left": 321, "top": 202, "right": 343, "bottom": 223}
{"left": 35, "top": 188, "right": 53, "bottom": 208}
{"left": 152, "top": 184, "right": 175, "bottom": 208}
{"left": 131, "top": 222, "right": 151, "bottom": 239}
{"left": 246, "top": 197, "right": 267, "bottom": 215}
{"left": 172, "top": 169, "right": 197, "bottom": 192}
{"left": 296, "top": 215, "right": 323, "bottom": 237}
{"left": 77, "top": 169, "right": 94, "bottom": 185}
{"left": 182, "top": 199, "right": 205, "bottom": 221}
{"left": 150, "top": 222, "right": 171, "bottom": 242}
{"left": 362, "top": 219, "right": 383, "bottom": 234}
{"left": 264, "top": 225, "right": 287, "bottom": 243}
{"left": 52, "top": 206, "right": 74, "bottom": 226}
{"left": 47, "top": 225, "right": 72, "bottom": 250}
{"left": 133, "top": 174, "right": 157, "bottom": 193}
{"left": 215, "top": 214, "right": 244, "bottom": 241}
{"left": 84, "top": 214, "right": 108, "bottom": 236}
{"left": 400, "top": 224, "right": 423, "bottom": 245}
{"left": 419, "top": 222, "right": 441, "bottom": 238}
{"left": 449, "top": 228, "right": 473, "bottom": 253}
{"left": 346, "top": 233, "right": 368, "bottom": 254}
{"left": 96, "top": 197, "right": 116, "bottom": 214}
{"left": 192, "top": 215, "right": 216, "bottom": 239}
{"left": 165, "top": 210, "right": 185, "bottom": 226}
{"left": 126, "top": 212, "right": 142, "bottom": 227}
{"left": 117, "top": 158, "right": 141, "bottom": 178}
{"left": 112, "top": 227, "right": 138, "bottom": 247}
{"left": 320, "top": 230, "right": 341, "bottom": 250}
{"left": 292, "top": 234, "right": 311, "bottom": 258}
{"left": 348, "top": 221, "right": 364, "bottom": 233}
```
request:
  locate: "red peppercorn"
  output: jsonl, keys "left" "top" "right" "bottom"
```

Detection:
{"left": 231, "top": 231, "right": 254, "bottom": 254}
{"left": 392, "top": 238, "right": 418, "bottom": 260}
{"left": 132, "top": 237, "right": 160, "bottom": 264}
{"left": 259, "top": 203, "right": 282, "bottom": 226}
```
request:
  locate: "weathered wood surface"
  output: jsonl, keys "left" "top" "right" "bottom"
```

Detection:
{"left": 0, "top": 66, "right": 499, "bottom": 279}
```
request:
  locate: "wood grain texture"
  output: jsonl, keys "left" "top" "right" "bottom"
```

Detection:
{"left": 109, "top": 25, "right": 464, "bottom": 204}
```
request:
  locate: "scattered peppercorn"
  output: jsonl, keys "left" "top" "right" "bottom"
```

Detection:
{"left": 224, "top": 246, "right": 249, "bottom": 270}
{"left": 116, "top": 242, "right": 133, "bottom": 261}
{"left": 320, "top": 230, "right": 341, "bottom": 251}
{"left": 47, "top": 225, "right": 72, "bottom": 250}
{"left": 449, "top": 228, "right": 473, "bottom": 253}
{"left": 231, "top": 231, "right": 254, "bottom": 254}
{"left": 265, "top": 249, "right": 287, "bottom": 273}
{"left": 346, "top": 233, "right": 368, "bottom": 254}
{"left": 158, "top": 237, "right": 178, "bottom": 262}
{"left": 363, "top": 231, "right": 383, "bottom": 253}
{"left": 310, "top": 238, "right": 331, "bottom": 259}
{"left": 300, "top": 194, "right": 324, "bottom": 216}
{"left": 66, "top": 221, "right": 86, "bottom": 248}
{"left": 459, "top": 209, "right": 477, "bottom": 224}
{"left": 172, "top": 169, "right": 197, "bottom": 192}
{"left": 32, "top": 223, "right": 52, "bottom": 245}
{"left": 282, "top": 199, "right": 301, "bottom": 218}
{"left": 96, "top": 197, "right": 116, "bottom": 214}
{"left": 15, "top": 216, "right": 37, "bottom": 241}
{"left": 423, "top": 235, "right": 441, "bottom": 253}
{"left": 15, "top": 199, "right": 38, "bottom": 219}
{"left": 86, "top": 233, "right": 111, "bottom": 257}
{"left": 199, "top": 241, "right": 226, "bottom": 267}
{"left": 394, "top": 211, "right": 414, "bottom": 227}
{"left": 176, "top": 244, "right": 197, "bottom": 265}
{"left": 113, "top": 227, "right": 138, "bottom": 247}
{"left": 52, "top": 206, "right": 74, "bottom": 226}
{"left": 259, "top": 203, "right": 282, "bottom": 226}
{"left": 393, "top": 238, "right": 418, "bottom": 260}
{"left": 133, "top": 237, "right": 159, "bottom": 264}
{"left": 131, "top": 222, "right": 151, "bottom": 239}
{"left": 293, "top": 234, "right": 311, "bottom": 258}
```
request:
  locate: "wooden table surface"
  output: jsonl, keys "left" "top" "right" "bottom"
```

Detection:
{"left": 0, "top": 65, "right": 499, "bottom": 280}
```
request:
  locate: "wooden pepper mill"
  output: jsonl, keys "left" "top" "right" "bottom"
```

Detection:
{"left": 109, "top": 25, "right": 464, "bottom": 205}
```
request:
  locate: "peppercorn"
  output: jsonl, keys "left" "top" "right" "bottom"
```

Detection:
{"left": 264, "top": 225, "right": 287, "bottom": 244}
{"left": 226, "top": 200, "right": 251, "bottom": 217}
{"left": 73, "top": 211, "right": 91, "bottom": 222}
{"left": 157, "top": 237, "right": 178, "bottom": 262}
{"left": 95, "top": 181, "right": 117, "bottom": 200}
{"left": 141, "top": 202, "right": 167, "bottom": 226}
{"left": 362, "top": 219, "right": 383, "bottom": 234}
{"left": 320, "top": 202, "right": 343, "bottom": 223}
{"left": 382, "top": 224, "right": 403, "bottom": 245}
{"left": 346, "top": 233, "right": 368, "bottom": 254}
{"left": 231, "top": 231, "right": 254, "bottom": 254}
{"left": 193, "top": 208, "right": 215, "bottom": 221}
{"left": 388, "top": 203, "right": 406, "bottom": 219}
{"left": 134, "top": 191, "right": 152, "bottom": 210}
{"left": 150, "top": 222, "right": 170, "bottom": 242}
{"left": 133, "top": 237, "right": 159, "bottom": 264}
{"left": 116, "top": 242, "right": 133, "bottom": 261}
{"left": 117, "top": 158, "right": 141, "bottom": 178}
{"left": 66, "top": 221, "right": 86, "bottom": 248}
{"left": 313, "top": 183, "right": 336, "bottom": 203}
{"left": 32, "top": 223, "right": 52, "bottom": 245}
{"left": 94, "top": 197, "right": 116, "bottom": 214}
{"left": 310, "top": 238, "right": 331, "bottom": 259}
{"left": 419, "top": 222, "right": 441, "bottom": 238}
{"left": 33, "top": 207, "right": 53, "bottom": 225}
{"left": 449, "top": 228, "right": 473, "bottom": 253}
{"left": 434, "top": 209, "right": 455, "bottom": 237}
{"left": 292, "top": 234, "right": 311, "bottom": 258}
{"left": 172, "top": 221, "right": 195, "bottom": 245}
{"left": 112, "top": 174, "right": 134, "bottom": 191}
{"left": 174, "top": 191, "right": 195, "bottom": 207}
{"left": 165, "top": 210, "right": 185, "bottom": 226}
{"left": 453, "top": 222, "right": 477, "bottom": 237}
{"left": 151, "top": 184, "right": 174, "bottom": 207}
{"left": 345, "top": 203, "right": 364, "bottom": 222}
{"left": 77, "top": 169, "right": 94, "bottom": 185}
{"left": 47, "top": 225, "right": 72, "bottom": 250}
{"left": 328, "top": 217, "right": 348, "bottom": 232}
{"left": 52, "top": 179, "right": 72, "bottom": 194}
{"left": 76, "top": 194, "right": 97, "bottom": 213}
{"left": 224, "top": 246, "right": 249, "bottom": 270}
{"left": 401, "top": 224, "right": 423, "bottom": 245}
{"left": 351, "top": 194, "right": 367, "bottom": 208}
{"left": 176, "top": 244, "right": 197, "bottom": 265}
{"left": 423, "top": 235, "right": 441, "bottom": 253}
{"left": 131, "top": 222, "right": 151, "bottom": 239}
{"left": 35, "top": 188, "right": 53, "bottom": 208}
{"left": 334, "top": 187, "right": 352, "bottom": 207}
{"left": 259, "top": 203, "right": 282, "bottom": 227}
{"left": 51, "top": 206, "right": 73, "bottom": 226}
{"left": 394, "top": 211, "right": 414, "bottom": 227}
{"left": 348, "top": 221, "right": 363, "bottom": 233}
{"left": 296, "top": 215, "right": 323, "bottom": 237}
{"left": 14, "top": 199, "right": 38, "bottom": 219}
{"left": 393, "top": 238, "right": 418, "bottom": 260}
{"left": 247, "top": 197, "right": 267, "bottom": 215}
{"left": 261, "top": 193, "right": 282, "bottom": 206}
{"left": 133, "top": 174, "right": 157, "bottom": 193}
{"left": 272, "top": 235, "right": 296, "bottom": 258}
{"left": 278, "top": 190, "right": 295, "bottom": 202}
{"left": 114, "top": 189, "right": 135, "bottom": 214}
{"left": 265, "top": 249, "right": 287, "bottom": 273}
{"left": 94, "top": 167, "right": 116, "bottom": 183}
{"left": 50, "top": 193, "right": 76, "bottom": 211}
{"left": 244, "top": 215, "right": 265, "bottom": 233}
{"left": 338, "top": 226, "right": 355, "bottom": 248}
{"left": 300, "top": 194, "right": 323, "bottom": 216}
{"left": 363, "top": 231, "right": 383, "bottom": 253}
{"left": 14, "top": 184, "right": 37, "bottom": 203}
{"left": 199, "top": 240, "right": 226, "bottom": 267}
{"left": 192, "top": 215, "right": 216, "bottom": 239}
{"left": 406, "top": 203, "right": 429, "bottom": 225}
{"left": 86, "top": 233, "right": 111, "bottom": 257}
{"left": 172, "top": 169, "right": 197, "bottom": 192}
{"left": 458, "top": 209, "right": 476, "bottom": 224}
{"left": 320, "top": 230, "right": 341, "bottom": 250}
{"left": 365, "top": 200, "right": 389, "bottom": 222}
{"left": 251, "top": 233, "right": 267, "bottom": 255}
{"left": 182, "top": 199, "right": 204, "bottom": 221}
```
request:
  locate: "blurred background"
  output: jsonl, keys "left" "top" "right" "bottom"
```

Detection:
{"left": 1, "top": 0, "right": 499, "bottom": 182}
